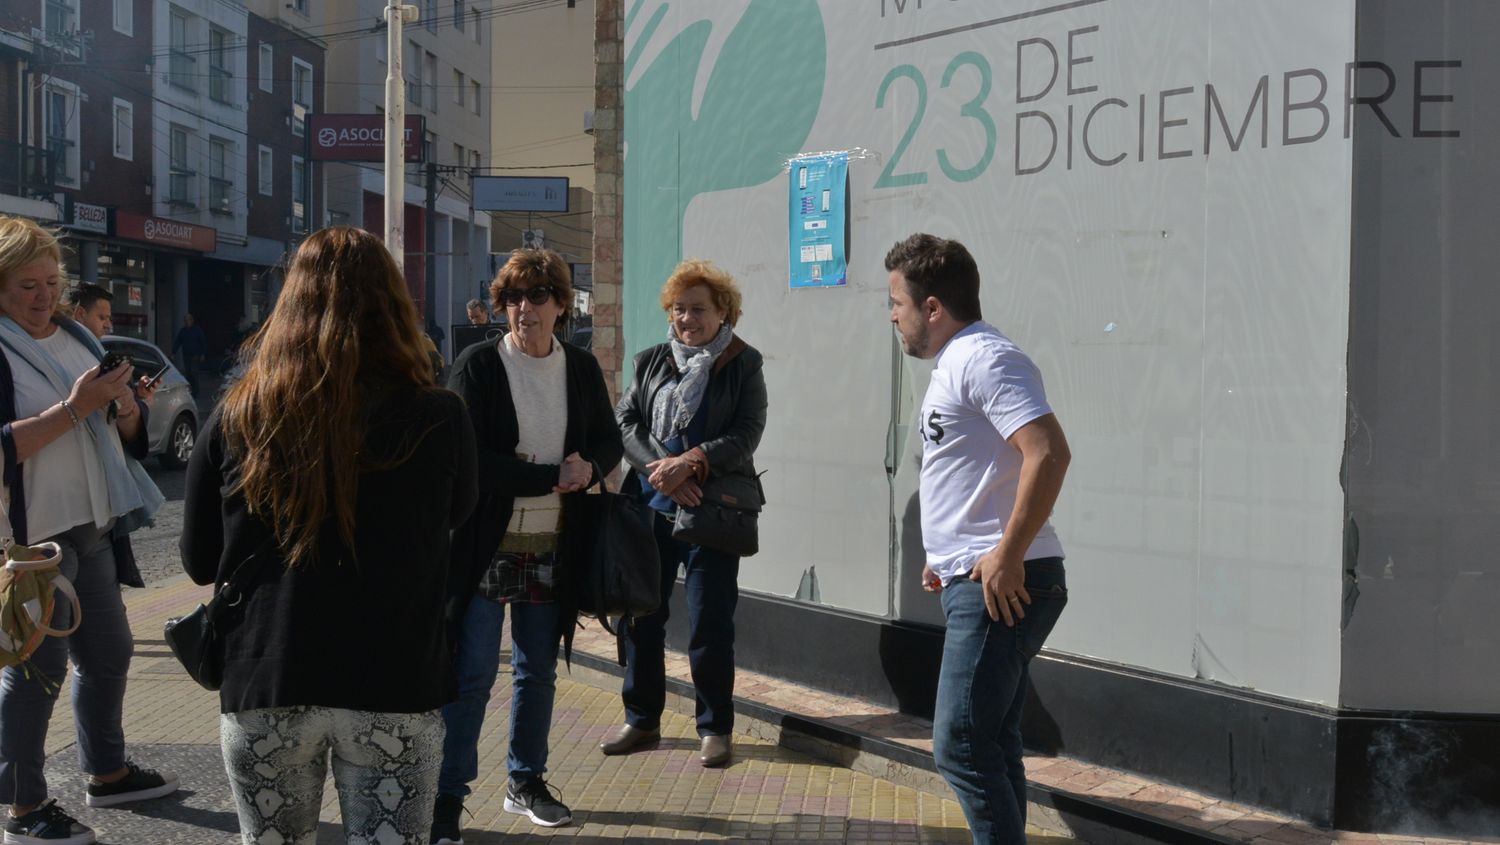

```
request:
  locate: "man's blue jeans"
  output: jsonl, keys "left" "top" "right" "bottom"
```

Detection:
{"left": 621, "top": 513, "right": 741, "bottom": 737}
{"left": 438, "top": 596, "right": 561, "bottom": 798}
{"left": 933, "top": 558, "right": 1067, "bottom": 845}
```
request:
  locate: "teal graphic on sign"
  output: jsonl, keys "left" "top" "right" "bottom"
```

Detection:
{"left": 788, "top": 152, "right": 848, "bottom": 289}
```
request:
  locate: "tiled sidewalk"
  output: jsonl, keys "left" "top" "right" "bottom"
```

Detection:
{"left": 36, "top": 576, "right": 1072, "bottom": 844}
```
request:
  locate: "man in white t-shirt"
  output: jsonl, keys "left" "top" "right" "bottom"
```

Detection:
{"left": 886, "top": 233, "right": 1072, "bottom": 844}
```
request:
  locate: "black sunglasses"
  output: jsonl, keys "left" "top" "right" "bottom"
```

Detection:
{"left": 498, "top": 285, "right": 557, "bottom": 307}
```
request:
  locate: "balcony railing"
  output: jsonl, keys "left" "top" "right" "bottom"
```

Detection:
{"left": 209, "top": 66, "right": 232, "bottom": 103}
{"left": 170, "top": 50, "right": 197, "bottom": 90}
{"left": 209, "top": 176, "right": 232, "bottom": 214}
{"left": 0, "top": 140, "right": 59, "bottom": 196}
{"left": 169, "top": 169, "right": 196, "bottom": 207}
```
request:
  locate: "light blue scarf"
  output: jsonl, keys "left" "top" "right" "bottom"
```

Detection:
{"left": 0, "top": 317, "right": 164, "bottom": 534}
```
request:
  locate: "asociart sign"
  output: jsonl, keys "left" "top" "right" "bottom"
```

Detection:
{"left": 308, "top": 114, "right": 425, "bottom": 162}
{"left": 116, "top": 213, "right": 217, "bottom": 252}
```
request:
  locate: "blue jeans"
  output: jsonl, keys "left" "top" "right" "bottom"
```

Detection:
{"left": 933, "top": 558, "right": 1067, "bottom": 845}
{"left": 621, "top": 513, "right": 741, "bottom": 736}
{"left": 437, "top": 596, "right": 561, "bottom": 798}
{"left": 0, "top": 522, "right": 131, "bottom": 808}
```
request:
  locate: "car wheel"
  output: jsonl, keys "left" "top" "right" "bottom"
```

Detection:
{"left": 159, "top": 414, "right": 197, "bottom": 470}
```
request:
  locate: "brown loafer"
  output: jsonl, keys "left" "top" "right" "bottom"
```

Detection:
{"left": 699, "top": 734, "right": 732, "bottom": 768}
{"left": 599, "top": 724, "right": 660, "bottom": 756}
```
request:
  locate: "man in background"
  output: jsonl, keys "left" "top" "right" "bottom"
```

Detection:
{"left": 64, "top": 283, "right": 113, "bottom": 339}
{"left": 172, "top": 313, "right": 207, "bottom": 396}
{"left": 466, "top": 298, "right": 492, "bottom": 326}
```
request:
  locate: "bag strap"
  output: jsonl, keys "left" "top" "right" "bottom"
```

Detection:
{"left": 24, "top": 573, "right": 82, "bottom": 637}
{"left": 208, "top": 534, "right": 278, "bottom": 610}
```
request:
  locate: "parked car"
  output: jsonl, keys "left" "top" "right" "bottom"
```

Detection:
{"left": 101, "top": 335, "right": 201, "bottom": 470}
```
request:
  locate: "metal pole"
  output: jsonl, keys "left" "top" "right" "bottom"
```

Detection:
{"left": 466, "top": 167, "right": 476, "bottom": 308}
{"left": 425, "top": 161, "right": 438, "bottom": 337}
{"left": 384, "top": 2, "right": 413, "bottom": 266}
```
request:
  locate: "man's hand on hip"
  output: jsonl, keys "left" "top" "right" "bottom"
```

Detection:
{"left": 969, "top": 546, "right": 1029, "bottom": 626}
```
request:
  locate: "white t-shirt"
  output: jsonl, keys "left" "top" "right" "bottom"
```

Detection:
{"left": 497, "top": 334, "right": 567, "bottom": 536}
{"left": 918, "top": 321, "right": 1064, "bottom": 585}
{"left": 3, "top": 328, "right": 127, "bottom": 541}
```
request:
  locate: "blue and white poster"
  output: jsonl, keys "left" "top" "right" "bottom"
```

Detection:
{"left": 788, "top": 152, "right": 848, "bottom": 289}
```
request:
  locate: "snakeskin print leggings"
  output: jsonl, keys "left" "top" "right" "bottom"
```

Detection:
{"left": 221, "top": 706, "right": 444, "bottom": 845}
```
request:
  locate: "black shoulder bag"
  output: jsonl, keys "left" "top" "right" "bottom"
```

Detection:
{"left": 573, "top": 466, "right": 660, "bottom": 637}
{"left": 164, "top": 538, "right": 274, "bottom": 691}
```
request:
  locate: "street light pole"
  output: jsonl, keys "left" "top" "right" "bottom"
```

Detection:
{"left": 384, "top": 1, "right": 416, "bottom": 266}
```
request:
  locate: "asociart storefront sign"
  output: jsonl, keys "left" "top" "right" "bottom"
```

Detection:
{"left": 116, "top": 213, "right": 217, "bottom": 252}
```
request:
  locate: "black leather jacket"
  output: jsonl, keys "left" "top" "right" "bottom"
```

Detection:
{"left": 617, "top": 336, "right": 768, "bottom": 487}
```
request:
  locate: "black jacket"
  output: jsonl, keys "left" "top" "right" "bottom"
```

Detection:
{"left": 180, "top": 387, "right": 478, "bottom": 714}
{"left": 445, "top": 338, "right": 624, "bottom": 653}
{"left": 617, "top": 336, "right": 768, "bottom": 491}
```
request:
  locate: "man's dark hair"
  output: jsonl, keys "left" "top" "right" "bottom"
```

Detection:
{"left": 62, "top": 282, "right": 113, "bottom": 311}
{"left": 883, "top": 233, "right": 982, "bottom": 322}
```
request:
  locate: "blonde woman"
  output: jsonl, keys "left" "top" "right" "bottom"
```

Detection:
{"left": 180, "top": 227, "right": 478, "bottom": 844}
{"left": 0, "top": 215, "right": 171, "bottom": 845}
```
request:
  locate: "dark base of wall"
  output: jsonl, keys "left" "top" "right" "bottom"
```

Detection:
{"left": 663, "top": 589, "right": 1500, "bottom": 837}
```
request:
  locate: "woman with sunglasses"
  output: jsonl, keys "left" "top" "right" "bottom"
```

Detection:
{"left": 432, "top": 248, "right": 622, "bottom": 845}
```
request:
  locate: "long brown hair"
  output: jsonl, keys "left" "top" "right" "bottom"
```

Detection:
{"left": 220, "top": 226, "right": 435, "bottom": 566}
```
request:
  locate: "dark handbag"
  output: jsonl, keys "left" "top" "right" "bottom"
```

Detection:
{"left": 574, "top": 469, "right": 660, "bottom": 636}
{"left": 163, "top": 540, "right": 272, "bottom": 691}
{"left": 671, "top": 471, "right": 764, "bottom": 557}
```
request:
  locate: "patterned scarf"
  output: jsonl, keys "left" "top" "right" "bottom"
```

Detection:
{"left": 650, "top": 324, "right": 735, "bottom": 442}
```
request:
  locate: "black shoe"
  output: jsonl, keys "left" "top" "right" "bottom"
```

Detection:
{"left": 84, "top": 761, "right": 179, "bottom": 808}
{"left": 3, "top": 800, "right": 96, "bottom": 844}
{"left": 503, "top": 777, "right": 572, "bottom": 828}
{"left": 430, "top": 793, "right": 464, "bottom": 845}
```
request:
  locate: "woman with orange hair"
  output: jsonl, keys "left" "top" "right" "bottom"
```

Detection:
{"left": 180, "top": 226, "right": 478, "bottom": 844}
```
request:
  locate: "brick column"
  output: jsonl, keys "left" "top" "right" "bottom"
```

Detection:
{"left": 592, "top": 0, "right": 625, "bottom": 400}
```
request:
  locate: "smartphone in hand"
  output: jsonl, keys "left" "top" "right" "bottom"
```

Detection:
{"left": 145, "top": 362, "right": 171, "bottom": 387}
{"left": 97, "top": 351, "right": 128, "bottom": 375}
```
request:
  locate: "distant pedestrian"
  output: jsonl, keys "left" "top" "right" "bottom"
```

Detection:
{"left": 886, "top": 233, "right": 1071, "bottom": 845}
{"left": 466, "top": 298, "right": 491, "bottom": 325}
{"left": 601, "top": 259, "right": 768, "bottom": 770}
{"left": 433, "top": 248, "right": 622, "bottom": 844}
{"left": 180, "top": 226, "right": 478, "bottom": 845}
{"left": 62, "top": 283, "right": 113, "bottom": 339}
{"left": 0, "top": 215, "right": 174, "bottom": 845}
{"left": 171, "top": 313, "right": 206, "bottom": 396}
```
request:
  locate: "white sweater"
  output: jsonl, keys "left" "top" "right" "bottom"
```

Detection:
{"left": 497, "top": 333, "right": 567, "bottom": 537}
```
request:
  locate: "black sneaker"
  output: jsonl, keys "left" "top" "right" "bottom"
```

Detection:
{"left": 3, "top": 800, "right": 96, "bottom": 845}
{"left": 84, "top": 762, "right": 179, "bottom": 808}
{"left": 430, "top": 793, "right": 464, "bottom": 845}
{"left": 503, "top": 777, "right": 571, "bottom": 827}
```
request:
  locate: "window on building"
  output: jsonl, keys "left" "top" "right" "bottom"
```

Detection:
{"left": 112, "top": 99, "right": 133, "bottom": 161}
{"left": 423, "top": 131, "right": 435, "bottom": 165}
{"left": 406, "top": 41, "right": 421, "bottom": 107}
{"left": 113, "top": 0, "right": 132, "bottom": 36}
{"left": 169, "top": 10, "right": 195, "bottom": 90}
{"left": 259, "top": 43, "right": 274, "bottom": 92}
{"left": 426, "top": 52, "right": 438, "bottom": 113}
{"left": 209, "top": 27, "right": 233, "bottom": 103}
{"left": 291, "top": 0, "right": 307, "bottom": 14}
{"left": 169, "top": 124, "right": 195, "bottom": 207}
{"left": 470, "top": 150, "right": 480, "bottom": 171}
{"left": 471, "top": 80, "right": 481, "bottom": 115}
{"left": 453, "top": 142, "right": 464, "bottom": 165}
{"left": 471, "top": 8, "right": 480, "bottom": 43}
{"left": 258, "top": 146, "right": 274, "bottom": 196}
{"left": 292, "top": 155, "right": 307, "bottom": 232}
{"left": 209, "top": 137, "right": 232, "bottom": 214}
{"left": 453, "top": 70, "right": 464, "bottom": 106}
{"left": 453, "top": 0, "right": 464, "bottom": 30}
{"left": 292, "top": 58, "right": 313, "bottom": 137}
{"left": 376, "top": 36, "right": 386, "bottom": 63}
{"left": 45, "top": 0, "right": 78, "bottom": 38}
{"left": 44, "top": 83, "right": 79, "bottom": 186}
{"left": 424, "top": 0, "right": 436, "bottom": 32}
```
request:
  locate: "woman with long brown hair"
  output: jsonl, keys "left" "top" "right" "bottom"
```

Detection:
{"left": 180, "top": 226, "right": 478, "bottom": 844}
